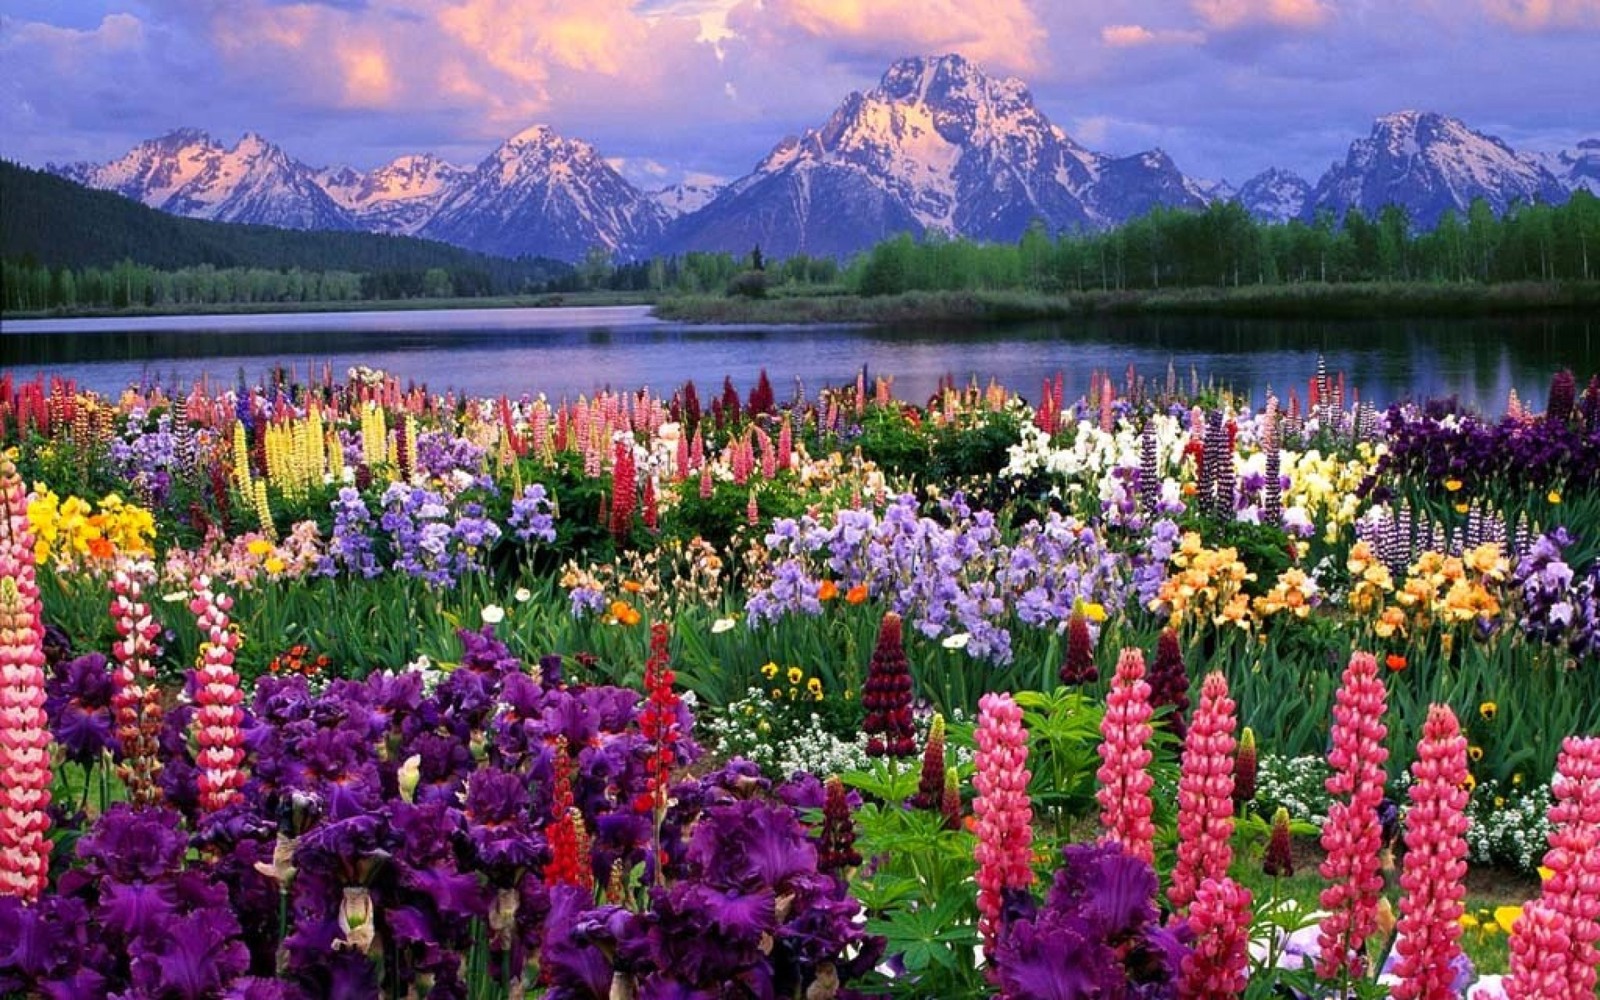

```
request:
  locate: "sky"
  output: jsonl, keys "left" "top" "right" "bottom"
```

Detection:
{"left": 1, "top": 0, "right": 1596, "bottom": 190}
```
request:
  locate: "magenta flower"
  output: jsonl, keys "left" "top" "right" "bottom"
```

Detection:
{"left": 189, "top": 576, "right": 247, "bottom": 814}
{"left": 1096, "top": 647, "right": 1155, "bottom": 863}
{"left": 974, "top": 691, "right": 1033, "bottom": 953}
{"left": 1391, "top": 704, "right": 1470, "bottom": 1000}
{"left": 1169, "top": 671, "right": 1237, "bottom": 914}
{"left": 0, "top": 456, "right": 52, "bottom": 901}
{"left": 1181, "top": 876, "right": 1253, "bottom": 999}
{"left": 1317, "top": 651, "right": 1390, "bottom": 982}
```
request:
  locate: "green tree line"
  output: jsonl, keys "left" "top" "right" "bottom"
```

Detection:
{"left": 844, "top": 193, "right": 1599, "bottom": 296}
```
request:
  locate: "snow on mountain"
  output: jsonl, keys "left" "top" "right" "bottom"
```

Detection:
{"left": 1306, "top": 111, "right": 1569, "bottom": 228}
{"left": 317, "top": 154, "right": 468, "bottom": 235}
{"left": 421, "top": 125, "right": 667, "bottom": 261}
{"left": 54, "top": 129, "right": 355, "bottom": 231}
{"left": 1548, "top": 139, "right": 1600, "bottom": 194}
{"left": 1236, "top": 168, "right": 1312, "bottom": 223}
{"left": 658, "top": 54, "right": 1206, "bottom": 258}
{"left": 649, "top": 181, "right": 724, "bottom": 219}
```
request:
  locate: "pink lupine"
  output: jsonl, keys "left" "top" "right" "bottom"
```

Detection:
{"left": 1317, "top": 651, "right": 1390, "bottom": 982}
{"left": 1391, "top": 704, "right": 1470, "bottom": 1000}
{"left": 190, "top": 575, "right": 247, "bottom": 814}
{"left": 0, "top": 456, "right": 52, "bottom": 900}
{"left": 1096, "top": 648, "right": 1156, "bottom": 862}
{"left": 974, "top": 692, "right": 1033, "bottom": 953}
{"left": 1508, "top": 736, "right": 1600, "bottom": 1000}
{"left": 777, "top": 416, "right": 793, "bottom": 471}
{"left": 1181, "top": 876, "right": 1254, "bottom": 1000}
{"left": 1169, "top": 671, "right": 1237, "bottom": 913}
{"left": 111, "top": 558, "right": 165, "bottom": 807}
{"left": 1506, "top": 900, "right": 1576, "bottom": 1000}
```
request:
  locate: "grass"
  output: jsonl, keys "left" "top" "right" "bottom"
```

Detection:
{"left": 653, "top": 280, "right": 1600, "bottom": 325}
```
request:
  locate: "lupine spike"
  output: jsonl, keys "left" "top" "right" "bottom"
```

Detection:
{"left": 973, "top": 692, "right": 1033, "bottom": 952}
{"left": 1169, "top": 671, "right": 1237, "bottom": 913}
{"left": 1096, "top": 648, "right": 1156, "bottom": 862}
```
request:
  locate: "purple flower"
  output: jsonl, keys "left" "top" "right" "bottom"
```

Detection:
{"left": 45, "top": 651, "right": 117, "bottom": 764}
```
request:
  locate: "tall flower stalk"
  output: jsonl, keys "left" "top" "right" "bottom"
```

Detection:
{"left": 1181, "top": 876, "right": 1253, "bottom": 999}
{"left": 1169, "top": 671, "right": 1237, "bottom": 913}
{"left": 110, "top": 557, "right": 164, "bottom": 806}
{"left": 1317, "top": 651, "right": 1390, "bottom": 986}
{"left": 189, "top": 575, "right": 246, "bottom": 814}
{"left": 0, "top": 455, "right": 53, "bottom": 900}
{"left": 1096, "top": 648, "right": 1155, "bottom": 863}
{"left": 862, "top": 612, "right": 915, "bottom": 758}
{"left": 974, "top": 691, "right": 1033, "bottom": 954}
{"left": 1390, "top": 704, "right": 1469, "bottom": 1000}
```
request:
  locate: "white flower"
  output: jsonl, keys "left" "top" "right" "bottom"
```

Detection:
{"left": 711, "top": 617, "right": 737, "bottom": 634}
{"left": 942, "top": 632, "right": 971, "bottom": 650}
{"left": 513, "top": 587, "right": 532, "bottom": 603}
{"left": 481, "top": 604, "right": 505, "bottom": 625}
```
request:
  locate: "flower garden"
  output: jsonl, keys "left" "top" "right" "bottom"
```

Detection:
{"left": 2, "top": 360, "right": 1599, "bottom": 999}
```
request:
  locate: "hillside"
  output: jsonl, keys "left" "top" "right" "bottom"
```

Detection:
{"left": 0, "top": 160, "right": 566, "bottom": 289}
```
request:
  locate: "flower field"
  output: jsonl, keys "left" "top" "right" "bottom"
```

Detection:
{"left": 2, "top": 360, "right": 1599, "bottom": 998}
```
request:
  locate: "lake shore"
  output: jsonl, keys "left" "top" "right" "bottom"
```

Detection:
{"left": 652, "top": 281, "right": 1600, "bottom": 325}
{"left": 1, "top": 290, "right": 654, "bottom": 321}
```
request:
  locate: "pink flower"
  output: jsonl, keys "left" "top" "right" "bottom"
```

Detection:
{"left": 190, "top": 575, "right": 247, "bottom": 814}
{"left": 111, "top": 558, "right": 165, "bottom": 807}
{"left": 1317, "top": 651, "right": 1390, "bottom": 982}
{"left": 974, "top": 691, "right": 1033, "bottom": 953}
{"left": 0, "top": 456, "right": 53, "bottom": 901}
{"left": 1169, "top": 671, "right": 1237, "bottom": 913}
{"left": 1181, "top": 876, "right": 1253, "bottom": 999}
{"left": 1391, "top": 704, "right": 1470, "bottom": 1000}
{"left": 1097, "top": 648, "right": 1155, "bottom": 862}
{"left": 1507, "top": 736, "right": 1600, "bottom": 1000}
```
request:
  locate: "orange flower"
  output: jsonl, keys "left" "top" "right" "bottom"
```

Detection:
{"left": 1385, "top": 653, "right": 1407, "bottom": 672}
{"left": 622, "top": 580, "right": 644, "bottom": 594}
{"left": 86, "top": 536, "right": 115, "bottom": 561}
{"left": 818, "top": 580, "right": 839, "bottom": 602}
{"left": 845, "top": 584, "right": 868, "bottom": 605}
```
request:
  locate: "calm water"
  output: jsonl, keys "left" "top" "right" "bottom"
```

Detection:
{"left": 4, "top": 305, "right": 1596, "bottom": 413}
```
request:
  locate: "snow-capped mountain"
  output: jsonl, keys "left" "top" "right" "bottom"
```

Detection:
{"left": 421, "top": 125, "right": 667, "bottom": 260}
{"left": 55, "top": 128, "right": 355, "bottom": 231}
{"left": 317, "top": 154, "right": 468, "bottom": 236}
{"left": 1236, "top": 168, "right": 1313, "bottom": 223}
{"left": 649, "top": 181, "right": 724, "bottom": 220}
{"left": 1306, "top": 111, "right": 1569, "bottom": 228}
{"left": 1548, "top": 139, "right": 1600, "bottom": 194}
{"left": 656, "top": 54, "right": 1206, "bottom": 258}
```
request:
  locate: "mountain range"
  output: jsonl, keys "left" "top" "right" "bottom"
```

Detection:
{"left": 47, "top": 54, "right": 1597, "bottom": 262}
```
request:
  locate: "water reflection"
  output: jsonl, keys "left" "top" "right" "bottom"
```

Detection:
{"left": 4, "top": 305, "right": 1594, "bottom": 413}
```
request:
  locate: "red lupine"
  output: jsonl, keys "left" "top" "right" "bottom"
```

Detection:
{"left": 610, "top": 439, "right": 636, "bottom": 541}
{"left": 1234, "top": 726, "right": 1258, "bottom": 813}
{"left": 818, "top": 775, "right": 862, "bottom": 877}
{"left": 862, "top": 613, "right": 915, "bottom": 758}
{"left": 544, "top": 739, "right": 592, "bottom": 889}
{"left": 974, "top": 692, "right": 1033, "bottom": 953}
{"left": 190, "top": 575, "right": 247, "bottom": 814}
{"left": 0, "top": 456, "right": 52, "bottom": 900}
{"left": 635, "top": 622, "right": 681, "bottom": 817}
{"left": 1181, "top": 876, "right": 1253, "bottom": 1000}
{"left": 1096, "top": 648, "right": 1156, "bottom": 863}
{"left": 1058, "top": 606, "right": 1098, "bottom": 686}
{"left": 1317, "top": 651, "right": 1390, "bottom": 982}
{"left": 1391, "top": 705, "right": 1470, "bottom": 1000}
{"left": 1169, "top": 671, "right": 1237, "bottom": 913}
{"left": 910, "top": 713, "right": 947, "bottom": 810}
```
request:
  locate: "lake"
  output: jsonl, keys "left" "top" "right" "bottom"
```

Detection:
{"left": 4, "top": 305, "right": 1596, "bottom": 412}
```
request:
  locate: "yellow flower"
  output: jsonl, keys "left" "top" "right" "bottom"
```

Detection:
{"left": 806, "top": 677, "right": 823, "bottom": 700}
{"left": 247, "top": 538, "right": 274, "bottom": 556}
{"left": 786, "top": 666, "right": 804, "bottom": 685}
{"left": 761, "top": 661, "right": 779, "bottom": 679}
{"left": 1453, "top": 502, "right": 1469, "bottom": 514}
{"left": 1548, "top": 490, "right": 1562, "bottom": 504}
{"left": 264, "top": 556, "right": 286, "bottom": 575}
{"left": 1082, "top": 602, "right": 1107, "bottom": 623}
{"left": 770, "top": 688, "right": 783, "bottom": 700}
{"left": 1461, "top": 773, "right": 1477, "bottom": 793}
{"left": 1480, "top": 701, "right": 1497, "bottom": 721}
{"left": 1494, "top": 906, "right": 1522, "bottom": 935}
{"left": 1468, "top": 745, "right": 1484, "bottom": 762}
{"left": 1445, "top": 478, "right": 1463, "bottom": 492}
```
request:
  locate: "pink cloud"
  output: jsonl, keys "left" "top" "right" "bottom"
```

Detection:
{"left": 750, "top": 0, "right": 1047, "bottom": 73}
{"left": 1101, "top": 24, "right": 1207, "bottom": 47}
{"left": 1192, "top": 0, "right": 1333, "bottom": 30}
{"left": 1482, "top": 0, "right": 1600, "bottom": 29}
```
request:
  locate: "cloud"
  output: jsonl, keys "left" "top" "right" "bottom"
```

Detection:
{"left": 1101, "top": 24, "right": 1207, "bottom": 47}
{"left": 1192, "top": 0, "right": 1333, "bottom": 30}
{"left": 1481, "top": 0, "right": 1600, "bottom": 29}
{"left": 748, "top": 0, "right": 1047, "bottom": 73}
